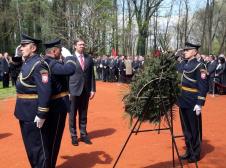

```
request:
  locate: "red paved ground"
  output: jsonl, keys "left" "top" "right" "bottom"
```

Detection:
{"left": 0, "top": 81, "right": 226, "bottom": 168}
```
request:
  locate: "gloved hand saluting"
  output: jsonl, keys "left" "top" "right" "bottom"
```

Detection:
{"left": 193, "top": 105, "right": 202, "bottom": 116}
{"left": 34, "top": 116, "right": 45, "bottom": 128}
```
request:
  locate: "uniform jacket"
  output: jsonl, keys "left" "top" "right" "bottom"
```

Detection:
{"left": 66, "top": 54, "right": 96, "bottom": 96}
{"left": 14, "top": 54, "right": 51, "bottom": 121}
{"left": 45, "top": 56, "right": 76, "bottom": 113}
{"left": 177, "top": 57, "right": 209, "bottom": 108}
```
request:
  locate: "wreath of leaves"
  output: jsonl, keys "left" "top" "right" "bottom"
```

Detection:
{"left": 123, "top": 52, "right": 180, "bottom": 124}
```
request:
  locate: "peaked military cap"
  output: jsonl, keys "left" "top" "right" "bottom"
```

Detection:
{"left": 20, "top": 33, "right": 42, "bottom": 45}
{"left": 44, "top": 39, "right": 61, "bottom": 49}
{"left": 184, "top": 42, "right": 201, "bottom": 50}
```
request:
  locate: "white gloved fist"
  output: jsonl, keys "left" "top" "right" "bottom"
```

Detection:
{"left": 193, "top": 105, "right": 202, "bottom": 116}
{"left": 34, "top": 116, "right": 45, "bottom": 128}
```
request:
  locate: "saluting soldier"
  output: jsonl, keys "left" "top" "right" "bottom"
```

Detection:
{"left": 177, "top": 42, "right": 208, "bottom": 163}
{"left": 14, "top": 34, "right": 52, "bottom": 167}
{"left": 44, "top": 39, "right": 76, "bottom": 168}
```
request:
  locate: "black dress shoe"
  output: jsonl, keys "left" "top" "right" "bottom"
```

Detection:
{"left": 72, "top": 136, "right": 79, "bottom": 146}
{"left": 80, "top": 136, "right": 92, "bottom": 144}
{"left": 180, "top": 152, "right": 190, "bottom": 160}
{"left": 188, "top": 156, "right": 200, "bottom": 163}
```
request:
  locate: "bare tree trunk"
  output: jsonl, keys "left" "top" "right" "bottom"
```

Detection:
{"left": 184, "top": 0, "right": 189, "bottom": 43}
{"left": 132, "top": 0, "right": 163, "bottom": 56}
{"left": 201, "top": 0, "right": 208, "bottom": 52}
{"left": 218, "top": 27, "right": 226, "bottom": 55}
{"left": 207, "top": 0, "right": 215, "bottom": 54}
{"left": 176, "top": 0, "right": 182, "bottom": 49}
{"left": 153, "top": 10, "right": 158, "bottom": 50}
{"left": 16, "top": 0, "right": 22, "bottom": 37}
{"left": 126, "top": 0, "right": 133, "bottom": 55}
{"left": 122, "top": 0, "right": 125, "bottom": 55}
{"left": 211, "top": 1, "right": 223, "bottom": 42}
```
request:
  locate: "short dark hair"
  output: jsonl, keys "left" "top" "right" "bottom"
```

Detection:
{"left": 73, "top": 38, "right": 85, "bottom": 45}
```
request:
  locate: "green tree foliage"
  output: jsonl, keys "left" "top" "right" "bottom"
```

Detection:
{"left": 123, "top": 52, "right": 179, "bottom": 124}
{"left": 131, "top": 0, "right": 164, "bottom": 56}
{"left": 0, "top": 0, "right": 114, "bottom": 55}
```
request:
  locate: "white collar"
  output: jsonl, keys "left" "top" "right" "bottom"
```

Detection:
{"left": 75, "top": 52, "right": 83, "bottom": 58}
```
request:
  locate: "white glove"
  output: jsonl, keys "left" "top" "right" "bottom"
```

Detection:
{"left": 193, "top": 105, "right": 202, "bottom": 116}
{"left": 34, "top": 116, "right": 45, "bottom": 128}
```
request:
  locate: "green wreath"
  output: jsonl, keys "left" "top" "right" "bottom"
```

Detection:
{"left": 123, "top": 52, "right": 180, "bottom": 124}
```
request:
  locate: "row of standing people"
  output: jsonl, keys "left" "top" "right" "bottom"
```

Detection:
{"left": 94, "top": 55, "right": 144, "bottom": 83}
{"left": 14, "top": 34, "right": 96, "bottom": 168}
{"left": 199, "top": 54, "right": 226, "bottom": 94}
{"left": 0, "top": 52, "right": 22, "bottom": 87}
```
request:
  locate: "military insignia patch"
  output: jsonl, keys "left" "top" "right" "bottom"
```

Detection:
{"left": 41, "top": 73, "right": 48, "bottom": 83}
{"left": 200, "top": 69, "right": 207, "bottom": 79}
{"left": 40, "top": 70, "right": 49, "bottom": 83}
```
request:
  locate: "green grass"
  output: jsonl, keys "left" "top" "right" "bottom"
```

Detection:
{"left": 0, "top": 82, "right": 16, "bottom": 99}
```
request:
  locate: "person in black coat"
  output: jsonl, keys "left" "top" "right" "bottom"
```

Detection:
{"left": 0, "top": 53, "right": 3, "bottom": 81}
{"left": 67, "top": 38, "right": 96, "bottom": 146}
{"left": 214, "top": 56, "right": 226, "bottom": 94}
{"left": 95, "top": 56, "right": 102, "bottom": 80}
{"left": 10, "top": 57, "right": 23, "bottom": 86}
{"left": 118, "top": 55, "right": 126, "bottom": 83}
{"left": 132, "top": 56, "right": 140, "bottom": 74}
{"left": 101, "top": 55, "right": 109, "bottom": 82}
{"left": 2, "top": 52, "right": 10, "bottom": 88}
{"left": 108, "top": 56, "right": 116, "bottom": 82}
{"left": 207, "top": 55, "right": 217, "bottom": 94}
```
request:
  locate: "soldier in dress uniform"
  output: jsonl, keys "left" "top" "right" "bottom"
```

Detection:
{"left": 177, "top": 42, "right": 208, "bottom": 163}
{"left": 14, "top": 33, "right": 52, "bottom": 168}
{"left": 44, "top": 39, "right": 76, "bottom": 168}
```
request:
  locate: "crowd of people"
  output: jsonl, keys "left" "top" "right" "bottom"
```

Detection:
{"left": 1, "top": 33, "right": 226, "bottom": 167}
{"left": 200, "top": 53, "right": 226, "bottom": 95}
{"left": 93, "top": 55, "right": 144, "bottom": 83}
{"left": 0, "top": 52, "right": 22, "bottom": 88}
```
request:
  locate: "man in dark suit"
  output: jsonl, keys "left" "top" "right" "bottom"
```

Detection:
{"left": 101, "top": 55, "right": 109, "bottom": 82}
{"left": 2, "top": 52, "right": 10, "bottom": 88}
{"left": 67, "top": 38, "right": 96, "bottom": 146}
{"left": 207, "top": 55, "right": 217, "bottom": 94}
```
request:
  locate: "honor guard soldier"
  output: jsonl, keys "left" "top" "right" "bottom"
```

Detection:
{"left": 177, "top": 42, "right": 208, "bottom": 163}
{"left": 14, "top": 34, "right": 52, "bottom": 168}
{"left": 44, "top": 39, "right": 76, "bottom": 168}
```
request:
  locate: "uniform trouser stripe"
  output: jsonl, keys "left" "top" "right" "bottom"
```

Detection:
{"left": 19, "top": 120, "right": 49, "bottom": 168}
{"left": 51, "top": 113, "right": 61, "bottom": 167}
{"left": 39, "top": 129, "right": 47, "bottom": 168}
